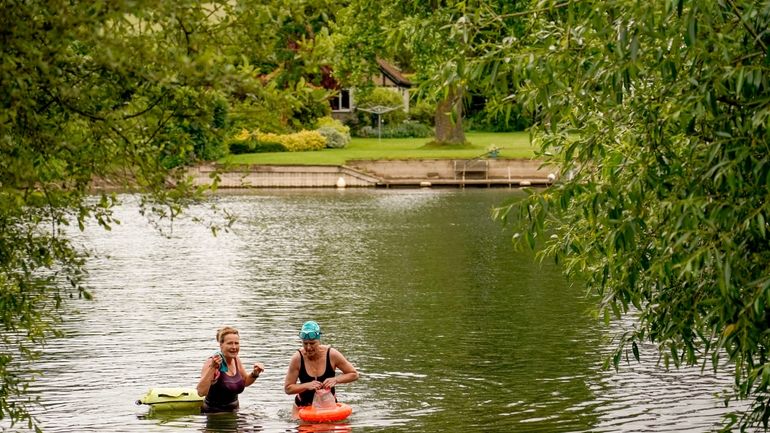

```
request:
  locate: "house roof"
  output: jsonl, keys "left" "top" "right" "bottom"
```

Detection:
{"left": 376, "top": 58, "right": 412, "bottom": 88}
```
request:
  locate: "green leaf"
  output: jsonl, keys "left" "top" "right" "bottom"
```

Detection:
{"left": 671, "top": 345, "right": 680, "bottom": 367}
{"left": 724, "top": 323, "right": 737, "bottom": 337}
{"left": 526, "top": 231, "right": 536, "bottom": 250}
{"left": 685, "top": 9, "right": 696, "bottom": 46}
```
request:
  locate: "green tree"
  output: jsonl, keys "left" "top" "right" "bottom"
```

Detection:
{"left": 335, "top": 1, "right": 466, "bottom": 144}
{"left": 226, "top": 0, "right": 342, "bottom": 132}
{"left": 469, "top": 0, "right": 770, "bottom": 429}
{"left": 0, "top": 1, "right": 291, "bottom": 429}
{"left": 336, "top": 1, "right": 531, "bottom": 144}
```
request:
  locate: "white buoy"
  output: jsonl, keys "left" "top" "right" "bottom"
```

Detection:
{"left": 420, "top": 181, "right": 432, "bottom": 188}
{"left": 336, "top": 176, "right": 346, "bottom": 188}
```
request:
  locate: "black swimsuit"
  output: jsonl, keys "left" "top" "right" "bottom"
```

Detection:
{"left": 295, "top": 347, "right": 336, "bottom": 406}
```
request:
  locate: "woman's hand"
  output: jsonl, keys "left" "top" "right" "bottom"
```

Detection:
{"left": 305, "top": 380, "right": 322, "bottom": 391}
{"left": 210, "top": 354, "right": 222, "bottom": 370}
{"left": 251, "top": 362, "right": 265, "bottom": 378}
{"left": 322, "top": 377, "right": 337, "bottom": 389}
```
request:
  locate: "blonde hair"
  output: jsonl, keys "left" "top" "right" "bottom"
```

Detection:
{"left": 216, "top": 326, "right": 239, "bottom": 343}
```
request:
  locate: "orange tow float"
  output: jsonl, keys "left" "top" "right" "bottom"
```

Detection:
{"left": 298, "top": 402, "right": 353, "bottom": 422}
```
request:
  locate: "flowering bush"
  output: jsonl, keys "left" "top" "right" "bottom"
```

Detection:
{"left": 256, "top": 130, "right": 326, "bottom": 152}
{"left": 228, "top": 128, "right": 325, "bottom": 153}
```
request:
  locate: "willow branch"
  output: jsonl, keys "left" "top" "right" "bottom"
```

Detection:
{"left": 497, "top": 0, "right": 577, "bottom": 19}
{"left": 726, "top": 0, "right": 768, "bottom": 53}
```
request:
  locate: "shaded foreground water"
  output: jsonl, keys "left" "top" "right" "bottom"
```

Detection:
{"left": 21, "top": 189, "right": 741, "bottom": 432}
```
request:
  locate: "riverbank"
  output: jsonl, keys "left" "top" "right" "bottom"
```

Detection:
{"left": 189, "top": 158, "right": 557, "bottom": 189}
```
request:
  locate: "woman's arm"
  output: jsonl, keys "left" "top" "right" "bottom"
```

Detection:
{"left": 283, "top": 352, "right": 320, "bottom": 395}
{"left": 196, "top": 356, "right": 220, "bottom": 397}
{"left": 241, "top": 358, "right": 265, "bottom": 387}
{"left": 323, "top": 348, "right": 359, "bottom": 389}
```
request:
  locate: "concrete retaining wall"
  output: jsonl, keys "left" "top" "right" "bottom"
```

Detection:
{"left": 187, "top": 159, "right": 555, "bottom": 188}
{"left": 347, "top": 159, "right": 555, "bottom": 180}
{"left": 189, "top": 165, "right": 379, "bottom": 188}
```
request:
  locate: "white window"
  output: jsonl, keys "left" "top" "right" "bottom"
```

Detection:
{"left": 330, "top": 89, "right": 352, "bottom": 112}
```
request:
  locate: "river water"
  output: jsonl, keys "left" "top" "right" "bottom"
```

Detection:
{"left": 19, "top": 189, "right": 741, "bottom": 432}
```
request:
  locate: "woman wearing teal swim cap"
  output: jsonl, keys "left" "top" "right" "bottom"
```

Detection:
{"left": 283, "top": 321, "right": 359, "bottom": 413}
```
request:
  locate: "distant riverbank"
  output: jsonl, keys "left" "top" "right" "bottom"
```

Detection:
{"left": 188, "top": 158, "right": 556, "bottom": 188}
{"left": 221, "top": 131, "right": 538, "bottom": 166}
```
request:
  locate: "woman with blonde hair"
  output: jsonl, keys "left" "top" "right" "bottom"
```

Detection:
{"left": 197, "top": 326, "right": 265, "bottom": 413}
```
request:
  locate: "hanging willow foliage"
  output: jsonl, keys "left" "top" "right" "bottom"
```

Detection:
{"left": 465, "top": 0, "right": 770, "bottom": 429}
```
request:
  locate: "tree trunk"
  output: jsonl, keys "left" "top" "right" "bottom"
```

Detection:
{"left": 434, "top": 85, "right": 465, "bottom": 145}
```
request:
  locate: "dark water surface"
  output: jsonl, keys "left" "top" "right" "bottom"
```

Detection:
{"left": 20, "top": 189, "right": 738, "bottom": 432}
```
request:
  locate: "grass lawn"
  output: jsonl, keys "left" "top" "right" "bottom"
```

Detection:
{"left": 220, "top": 131, "right": 538, "bottom": 166}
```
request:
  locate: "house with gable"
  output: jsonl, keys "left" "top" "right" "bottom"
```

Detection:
{"left": 329, "top": 58, "right": 413, "bottom": 120}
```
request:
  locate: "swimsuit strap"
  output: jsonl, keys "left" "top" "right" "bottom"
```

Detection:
{"left": 325, "top": 347, "right": 333, "bottom": 372}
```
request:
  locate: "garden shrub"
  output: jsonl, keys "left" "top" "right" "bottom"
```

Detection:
{"left": 228, "top": 140, "right": 253, "bottom": 154}
{"left": 290, "top": 95, "right": 333, "bottom": 131}
{"left": 356, "top": 126, "right": 377, "bottom": 138}
{"left": 256, "top": 130, "right": 326, "bottom": 152}
{"left": 316, "top": 116, "right": 351, "bottom": 138}
{"left": 399, "top": 121, "right": 432, "bottom": 138}
{"left": 252, "top": 141, "right": 286, "bottom": 153}
{"left": 409, "top": 99, "right": 436, "bottom": 126}
{"left": 466, "top": 107, "right": 532, "bottom": 132}
{"left": 355, "top": 121, "right": 432, "bottom": 138}
{"left": 227, "top": 128, "right": 288, "bottom": 154}
{"left": 228, "top": 96, "right": 290, "bottom": 135}
{"left": 317, "top": 126, "right": 349, "bottom": 148}
{"left": 228, "top": 137, "right": 286, "bottom": 154}
{"left": 228, "top": 128, "right": 330, "bottom": 154}
{"left": 227, "top": 128, "right": 253, "bottom": 154}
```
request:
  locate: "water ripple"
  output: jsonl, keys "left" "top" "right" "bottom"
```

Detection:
{"left": 9, "top": 190, "right": 748, "bottom": 433}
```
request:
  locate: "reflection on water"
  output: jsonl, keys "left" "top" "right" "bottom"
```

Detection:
{"left": 17, "top": 189, "right": 741, "bottom": 432}
{"left": 296, "top": 423, "right": 352, "bottom": 433}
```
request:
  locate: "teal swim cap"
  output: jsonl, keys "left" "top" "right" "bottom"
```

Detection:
{"left": 299, "top": 321, "right": 322, "bottom": 340}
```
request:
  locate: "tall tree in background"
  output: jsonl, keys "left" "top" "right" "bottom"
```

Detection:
{"left": 468, "top": 0, "right": 770, "bottom": 429}
{"left": 336, "top": 0, "right": 530, "bottom": 144}
{"left": 336, "top": 1, "right": 465, "bottom": 144}
{"left": 225, "top": 0, "right": 342, "bottom": 131}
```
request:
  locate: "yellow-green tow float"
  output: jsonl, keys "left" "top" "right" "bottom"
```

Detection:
{"left": 136, "top": 387, "right": 203, "bottom": 411}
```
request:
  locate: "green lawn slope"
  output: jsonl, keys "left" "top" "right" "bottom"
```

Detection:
{"left": 220, "top": 131, "right": 537, "bottom": 166}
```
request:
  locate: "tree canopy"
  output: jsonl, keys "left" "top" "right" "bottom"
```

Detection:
{"left": 334, "top": 0, "right": 536, "bottom": 142}
{"left": 0, "top": 1, "right": 335, "bottom": 429}
{"left": 466, "top": 0, "right": 770, "bottom": 429}
{"left": 335, "top": 0, "right": 474, "bottom": 144}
